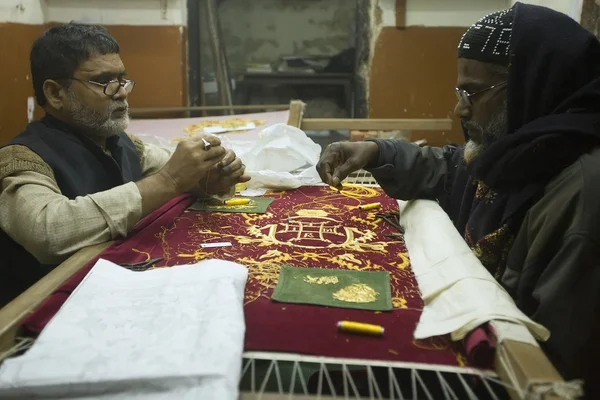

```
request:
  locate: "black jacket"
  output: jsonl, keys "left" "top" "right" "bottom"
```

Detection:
{"left": 0, "top": 115, "right": 142, "bottom": 306}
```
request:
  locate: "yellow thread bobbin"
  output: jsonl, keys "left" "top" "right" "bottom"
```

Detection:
{"left": 337, "top": 321, "right": 384, "bottom": 336}
{"left": 358, "top": 202, "right": 381, "bottom": 211}
{"left": 225, "top": 198, "right": 250, "bottom": 206}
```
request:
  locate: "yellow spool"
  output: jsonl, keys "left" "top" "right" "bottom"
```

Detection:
{"left": 358, "top": 202, "right": 381, "bottom": 211}
{"left": 225, "top": 198, "right": 250, "bottom": 206}
{"left": 337, "top": 321, "right": 384, "bottom": 336}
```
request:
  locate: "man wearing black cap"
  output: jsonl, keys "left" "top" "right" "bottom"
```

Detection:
{"left": 318, "top": 2, "right": 600, "bottom": 394}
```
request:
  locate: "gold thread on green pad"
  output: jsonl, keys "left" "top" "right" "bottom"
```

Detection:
{"left": 189, "top": 197, "right": 275, "bottom": 214}
{"left": 272, "top": 265, "right": 393, "bottom": 311}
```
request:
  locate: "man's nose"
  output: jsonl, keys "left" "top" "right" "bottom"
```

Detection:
{"left": 112, "top": 85, "right": 128, "bottom": 101}
{"left": 454, "top": 99, "right": 471, "bottom": 120}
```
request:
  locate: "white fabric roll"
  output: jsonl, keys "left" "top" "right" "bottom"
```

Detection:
{"left": 399, "top": 199, "right": 550, "bottom": 342}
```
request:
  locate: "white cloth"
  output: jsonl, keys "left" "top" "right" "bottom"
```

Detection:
{"left": 398, "top": 199, "right": 550, "bottom": 342}
{"left": 0, "top": 259, "right": 248, "bottom": 399}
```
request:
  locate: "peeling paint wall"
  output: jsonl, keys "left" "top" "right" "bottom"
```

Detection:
{"left": 200, "top": 0, "right": 356, "bottom": 75}
{"left": 0, "top": 0, "right": 45, "bottom": 24}
{"left": 45, "top": 0, "right": 187, "bottom": 26}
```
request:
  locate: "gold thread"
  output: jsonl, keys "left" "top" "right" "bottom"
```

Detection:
{"left": 333, "top": 284, "right": 378, "bottom": 303}
{"left": 303, "top": 275, "right": 339, "bottom": 285}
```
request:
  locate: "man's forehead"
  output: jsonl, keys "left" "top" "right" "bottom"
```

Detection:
{"left": 75, "top": 53, "right": 125, "bottom": 77}
{"left": 457, "top": 58, "right": 504, "bottom": 86}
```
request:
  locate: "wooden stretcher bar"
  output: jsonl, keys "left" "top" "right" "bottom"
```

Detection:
{"left": 285, "top": 100, "right": 453, "bottom": 132}
{"left": 0, "top": 101, "right": 569, "bottom": 399}
{"left": 129, "top": 104, "right": 291, "bottom": 117}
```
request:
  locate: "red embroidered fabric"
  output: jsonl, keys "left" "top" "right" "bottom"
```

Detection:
{"left": 22, "top": 186, "right": 481, "bottom": 367}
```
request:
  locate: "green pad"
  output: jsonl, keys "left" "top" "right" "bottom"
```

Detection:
{"left": 189, "top": 197, "right": 274, "bottom": 214}
{"left": 272, "top": 265, "right": 393, "bottom": 311}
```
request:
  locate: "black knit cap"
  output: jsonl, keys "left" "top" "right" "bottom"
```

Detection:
{"left": 458, "top": 7, "right": 514, "bottom": 66}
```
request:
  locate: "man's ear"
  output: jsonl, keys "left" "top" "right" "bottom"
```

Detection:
{"left": 42, "top": 79, "right": 67, "bottom": 110}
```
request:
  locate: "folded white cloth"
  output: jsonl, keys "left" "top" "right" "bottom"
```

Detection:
{"left": 399, "top": 199, "right": 550, "bottom": 342}
{"left": 0, "top": 258, "right": 248, "bottom": 399}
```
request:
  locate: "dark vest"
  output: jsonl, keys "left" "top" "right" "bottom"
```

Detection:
{"left": 0, "top": 115, "right": 142, "bottom": 306}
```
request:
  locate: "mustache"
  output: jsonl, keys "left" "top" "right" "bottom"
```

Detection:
{"left": 108, "top": 100, "right": 129, "bottom": 112}
{"left": 461, "top": 119, "right": 482, "bottom": 131}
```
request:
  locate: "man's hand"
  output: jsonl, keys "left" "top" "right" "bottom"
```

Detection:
{"left": 316, "top": 141, "right": 380, "bottom": 189}
{"left": 158, "top": 135, "right": 227, "bottom": 193}
{"left": 197, "top": 149, "right": 251, "bottom": 196}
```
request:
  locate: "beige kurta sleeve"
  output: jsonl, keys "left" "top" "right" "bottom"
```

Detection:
{"left": 0, "top": 145, "right": 143, "bottom": 265}
{"left": 127, "top": 134, "right": 172, "bottom": 177}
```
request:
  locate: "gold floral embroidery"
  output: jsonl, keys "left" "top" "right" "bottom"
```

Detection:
{"left": 469, "top": 224, "right": 515, "bottom": 279}
{"left": 473, "top": 180, "right": 497, "bottom": 204}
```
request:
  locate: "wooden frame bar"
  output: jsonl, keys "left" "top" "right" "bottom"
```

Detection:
{"left": 0, "top": 102, "right": 567, "bottom": 399}
{"left": 129, "top": 104, "right": 291, "bottom": 117}
{"left": 301, "top": 118, "right": 452, "bottom": 131}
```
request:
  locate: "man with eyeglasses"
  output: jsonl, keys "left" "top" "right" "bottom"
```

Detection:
{"left": 318, "top": 3, "right": 600, "bottom": 394}
{"left": 0, "top": 23, "right": 249, "bottom": 304}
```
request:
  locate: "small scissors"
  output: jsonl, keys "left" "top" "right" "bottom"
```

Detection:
{"left": 120, "top": 257, "right": 164, "bottom": 272}
{"left": 375, "top": 212, "right": 405, "bottom": 234}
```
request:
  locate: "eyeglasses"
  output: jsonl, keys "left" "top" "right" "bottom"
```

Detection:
{"left": 455, "top": 81, "right": 507, "bottom": 106}
{"left": 70, "top": 78, "right": 136, "bottom": 96}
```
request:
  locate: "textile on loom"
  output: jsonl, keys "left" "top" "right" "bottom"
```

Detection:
{"left": 21, "top": 186, "right": 473, "bottom": 368}
{"left": 271, "top": 265, "right": 393, "bottom": 311}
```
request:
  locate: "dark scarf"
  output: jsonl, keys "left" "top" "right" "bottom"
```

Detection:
{"left": 451, "top": 3, "right": 600, "bottom": 278}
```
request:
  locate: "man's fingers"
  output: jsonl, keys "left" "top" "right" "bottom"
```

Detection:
{"left": 332, "top": 159, "right": 358, "bottom": 188}
{"left": 238, "top": 174, "right": 252, "bottom": 183}
{"left": 227, "top": 163, "right": 246, "bottom": 180}
{"left": 218, "top": 150, "right": 236, "bottom": 168}
{"left": 199, "top": 134, "right": 221, "bottom": 147}
{"left": 317, "top": 160, "right": 335, "bottom": 186}
{"left": 202, "top": 146, "right": 227, "bottom": 163}
{"left": 221, "top": 157, "right": 242, "bottom": 175}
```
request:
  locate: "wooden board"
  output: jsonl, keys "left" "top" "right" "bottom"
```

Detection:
{"left": 300, "top": 118, "right": 452, "bottom": 131}
{"left": 287, "top": 100, "right": 306, "bottom": 128}
{"left": 395, "top": 0, "right": 406, "bottom": 28}
{"left": 369, "top": 26, "right": 467, "bottom": 145}
{"left": 0, "top": 23, "right": 45, "bottom": 145}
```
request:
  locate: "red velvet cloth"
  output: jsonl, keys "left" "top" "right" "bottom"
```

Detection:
{"left": 22, "top": 186, "right": 487, "bottom": 368}
{"left": 464, "top": 325, "right": 496, "bottom": 369}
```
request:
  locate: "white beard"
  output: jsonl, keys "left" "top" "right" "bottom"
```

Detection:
{"left": 464, "top": 140, "right": 484, "bottom": 164}
{"left": 67, "top": 90, "right": 129, "bottom": 139}
{"left": 462, "top": 100, "right": 508, "bottom": 164}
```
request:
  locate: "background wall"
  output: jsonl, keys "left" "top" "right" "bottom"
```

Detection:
{"left": 0, "top": 1, "right": 45, "bottom": 145}
{"left": 0, "top": 0, "right": 187, "bottom": 145}
{"left": 0, "top": 0, "right": 588, "bottom": 146}
{"left": 368, "top": 0, "right": 510, "bottom": 146}
{"left": 368, "top": 0, "right": 584, "bottom": 146}
{"left": 203, "top": 0, "right": 356, "bottom": 76}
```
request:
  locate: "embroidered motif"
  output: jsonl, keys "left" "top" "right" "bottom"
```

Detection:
{"left": 333, "top": 283, "right": 378, "bottom": 303}
{"left": 157, "top": 186, "right": 419, "bottom": 308}
{"left": 473, "top": 179, "right": 498, "bottom": 204}
{"left": 0, "top": 145, "right": 55, "bottom": 181}
{"left": 468, "top": 224, "right": 515, "bottom": 279}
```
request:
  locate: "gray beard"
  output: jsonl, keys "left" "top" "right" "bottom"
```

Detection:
{"left": 67, "top": 90, "right": 130, "bottom": 139}
{"left": 463, "top": 100, "right": 508, "bottom": 164}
